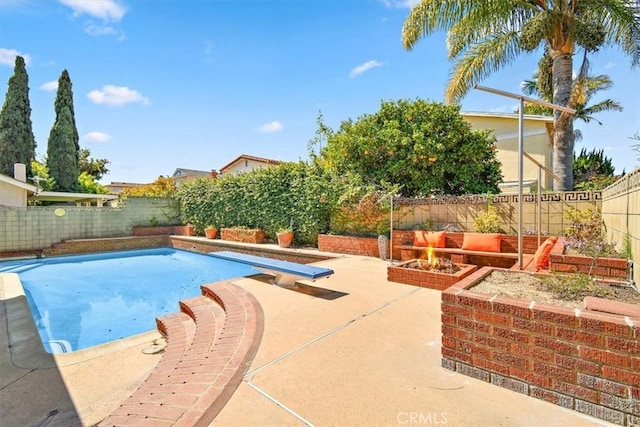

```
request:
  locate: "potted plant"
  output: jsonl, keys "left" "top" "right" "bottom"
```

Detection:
{"left": 182, "top": 222, "right": 196, "bottom": 236}
{"left": 276, "top": 226, "right": 294, "bottom": 248}
{"left": 204, "top": 225, "right": 218, "bottom": 239}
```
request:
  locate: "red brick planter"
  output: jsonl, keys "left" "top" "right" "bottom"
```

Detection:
{"left": 388, "top": 260, "right": 477, "bottom": 291}
{"left": 441, "top": 267, "right": 640, "bottom": 426}
{"left": 317, "top": 234, "right": 379, "bottom": 257}
{"left": 550, "top": 252, "right": 630, "bottom": 280}
{"left": 220, "top": 228, "right": 265, "bottom": 244}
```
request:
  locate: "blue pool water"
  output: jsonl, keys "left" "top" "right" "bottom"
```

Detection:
{"left": 0, "top": 248, "right": 256, "bottom": 353}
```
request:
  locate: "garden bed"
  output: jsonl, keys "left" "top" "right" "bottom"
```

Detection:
{"left": 441, "top": 267, "right": 640, "bottom": 426}
{"left": 220, "top": 228, "right": 266, "bottom": 244}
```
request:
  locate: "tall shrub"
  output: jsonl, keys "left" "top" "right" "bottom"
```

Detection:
{"left": 175, "top": 162, "right": 341, "bottom": 245}
{"left": 47, "top": 70, "right": 79, "bottom": 192}
{"left": 0, "top": 56, "right": 36, "bottom": 177}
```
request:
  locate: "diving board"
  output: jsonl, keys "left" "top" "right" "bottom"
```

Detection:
{"left": 208, "top": 251, "right": 334, "bottom": 287}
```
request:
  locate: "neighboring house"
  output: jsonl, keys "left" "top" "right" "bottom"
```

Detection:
{"left": 171, "top": 168, "right": 213, "bottom": 185}
{"left": 0, "top": 164, "right": 117, "bottom": 207}
{"left": 107, "top": 181, "right": 146, "bottom": 195}
{"left": 219, "top": 154, "right": 281, "bottom": 176}
{"left": 461, "top": 112, "right": 555, "bottom": 192}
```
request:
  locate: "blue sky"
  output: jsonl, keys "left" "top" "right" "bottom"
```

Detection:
{"left": 1, "top": 0, "right": 639, "bottom": 184}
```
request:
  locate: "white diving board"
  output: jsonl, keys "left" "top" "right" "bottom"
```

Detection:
{"left": 208, "top": 251, "right": 334, "bottom": 287}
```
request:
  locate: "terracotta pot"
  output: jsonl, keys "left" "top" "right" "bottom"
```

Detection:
{"left": 277, "top": 232, "right": 294, "bottom": 248}
{"left": 205, "top": 228, "right": 218, "bottom": 239}
{"left": 183, "top": 225, "right": 196, "bottom": 236}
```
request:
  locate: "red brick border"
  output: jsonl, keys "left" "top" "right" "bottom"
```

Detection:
{"left": 387, "top": 261, "right": 477, "bottom": 290}
{"left": 441, "top": 267, "right": 640, "bottom": 426}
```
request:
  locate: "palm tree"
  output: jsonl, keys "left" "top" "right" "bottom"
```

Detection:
{"left": 402, "top": 0, "right": 640, "bottom": 191}
{"left": 521, "top": 51, "right": 623, "bottom": 142}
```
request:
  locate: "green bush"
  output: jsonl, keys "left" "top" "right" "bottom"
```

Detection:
{"left": 175, "top": 162, "right": 342, "bottom": 245}
{"left": 473, "top": 205, "right": 501, "bottom": 233}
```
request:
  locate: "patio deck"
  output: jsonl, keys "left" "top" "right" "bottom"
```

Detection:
{"left": 0, "top": 247, "right": 615, "bottom": 426}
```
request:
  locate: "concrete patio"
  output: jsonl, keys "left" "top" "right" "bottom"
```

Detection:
{"left": 0, "top": 251, "right": 615, "bottom": 426}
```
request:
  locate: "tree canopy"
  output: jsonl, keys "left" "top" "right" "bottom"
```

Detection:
{"left": 47, "top": 70, "right": 79, "bottom": 192}
{"left": 0, "top": 56, "right": 36, "bottom": 177}
{"left": 402, "top": 0, "right": 640, "bottom": 191}
{"left": 312, "top": 99, "right": 502, "bottom": 197}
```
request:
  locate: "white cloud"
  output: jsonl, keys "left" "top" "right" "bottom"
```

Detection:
{"left": 379, "top": 0, "right": 420, "bottom": 8}
{"left": 58, "top": 0, "right": 126, "bottom": 22}
{"left": 84, "top": 131, "right": 112, "bottom": 143}
{"left": 87, "top": 85, "right": 150, "bottom": 106}
{"left": 84, "top": 22, "right": 117, "bottom": 36}
{"left": 0, "top": 48, "right": 31, "bottom": 66}
{"left": 604, "top": 62, "right": 617, "bottom": 69}
{"left": 40, "top": 80, "right": 58, "bottom": 91}
{"left": 349, "top": 60, "right": 383, "bottom": 78}
{"left": 258, "top": 121, "right": 284, "bottom": 133}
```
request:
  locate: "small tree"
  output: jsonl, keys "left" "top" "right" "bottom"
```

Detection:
{"left": 573, "top": 148, "right": 618, "bottom": 190}
{"left": 0, "top": 56, "right": 37, "bottom": 177}
{"left": 47, "top": 70, "right": 79, "bottom": 191}
{"left": 79, "top": 148, "right": 110, "bottom": 181}
{"left": 313, "top": 99, "right": 502, "bottom": 196}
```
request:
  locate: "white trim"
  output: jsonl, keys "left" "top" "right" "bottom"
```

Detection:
{"left": 461, "top": 111, "right": 554, "bottom": 122}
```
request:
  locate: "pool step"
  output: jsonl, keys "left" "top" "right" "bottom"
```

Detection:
{"left": 99, "top": 281, "right": 264, "bottom": 427}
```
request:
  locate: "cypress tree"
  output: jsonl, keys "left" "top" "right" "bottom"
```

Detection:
{"left": 47, "top": 70, "right": 79, "bottom": 191}
{"left": 0, "top": 56, "right": 37, "bottom": 177}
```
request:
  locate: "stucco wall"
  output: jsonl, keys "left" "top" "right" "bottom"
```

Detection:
{"left": 462, "top": 114, "right": 553, "bottom": 190}
{"left": 0, "top": 181, "right": 28, "bottom": 207}
{"left": 223, "top": 159, "right": 273, "bottom": 176}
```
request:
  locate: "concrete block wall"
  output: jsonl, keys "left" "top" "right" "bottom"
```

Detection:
{"left": 601, "top": 168, "right": 639, "bottom": 287}
{"left": 0, "top": 198, "right": 177, "bottom": 252}
{"left": 395, "top": 191, "right": 601, "bottom": 236}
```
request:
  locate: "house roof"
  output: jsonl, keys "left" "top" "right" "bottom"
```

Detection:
{"left": 172, "top": 168, "right": 211, "bottom": 177}
{"left": 0, "top": 172, "right": 117, "bottom": 204}
{"left": 30, "top": 191, "right": 118, "bottom": 203}
{"left": 219, "top": 154, "right": 281, "bottom": 173}
{"left": 0, "top": 173, "right": 39, "bottom": 193}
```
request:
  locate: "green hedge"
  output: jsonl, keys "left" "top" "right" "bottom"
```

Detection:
{"left": 175, "top": 162, "right": 344, "bottom": 245}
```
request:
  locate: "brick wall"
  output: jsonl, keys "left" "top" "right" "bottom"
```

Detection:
{"left": 42, "top": 236, "right": 169, "bottom": 256}
{"left": 441, "top": 267, "right": 640, "bottom": 426}
{"left": 391, "top": 231, "right": 547, "bottom": 264}
{"left": 317, "top": 234, "right": 380, "bottom": 257}
{"left": 550, "top": 252, "right": 630, "bottom": 280}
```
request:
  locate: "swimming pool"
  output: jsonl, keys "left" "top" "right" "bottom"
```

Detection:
{"left": 0, "top": 248, "right": 257, "bottom": 353}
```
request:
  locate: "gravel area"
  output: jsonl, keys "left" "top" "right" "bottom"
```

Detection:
{"left": 470, "top": 270, "right": 640, "bottom": 308}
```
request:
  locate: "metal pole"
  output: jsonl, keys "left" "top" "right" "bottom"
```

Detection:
{"left": 518, "top": 98, "right": 524, "bottom": 270}
{"left": 537, "top": 167, "right": 542, "bottom": 247}
{"left": 389, "top": 195, "right": 394, "bottom": 263}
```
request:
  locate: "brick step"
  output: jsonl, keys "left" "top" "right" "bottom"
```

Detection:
{"left": 99, "top": 281, "right": 264, "bottom": 427}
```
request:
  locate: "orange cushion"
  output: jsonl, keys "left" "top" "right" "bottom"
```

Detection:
{"left": 533, "top": 237, "right": 558, "bottom": 270}
{"left": 461, "top": 232, "right": 502, "bottom": 252}
{"left": 413, "top": 231, "right": 446, "bottom": 248}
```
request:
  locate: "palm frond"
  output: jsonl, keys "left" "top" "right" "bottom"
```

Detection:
{"left": 446, "top": 31, "right": 522, "bottom": 103}
{"left": 580, "top": 0, "right": 640, "bottom": 66}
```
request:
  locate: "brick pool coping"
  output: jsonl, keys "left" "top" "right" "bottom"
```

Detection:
{"left": 99, "top": 281, "right": 265, "bottom": 426}
{"left": 441, "top": 267, "right": 640, "bottom": 426}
